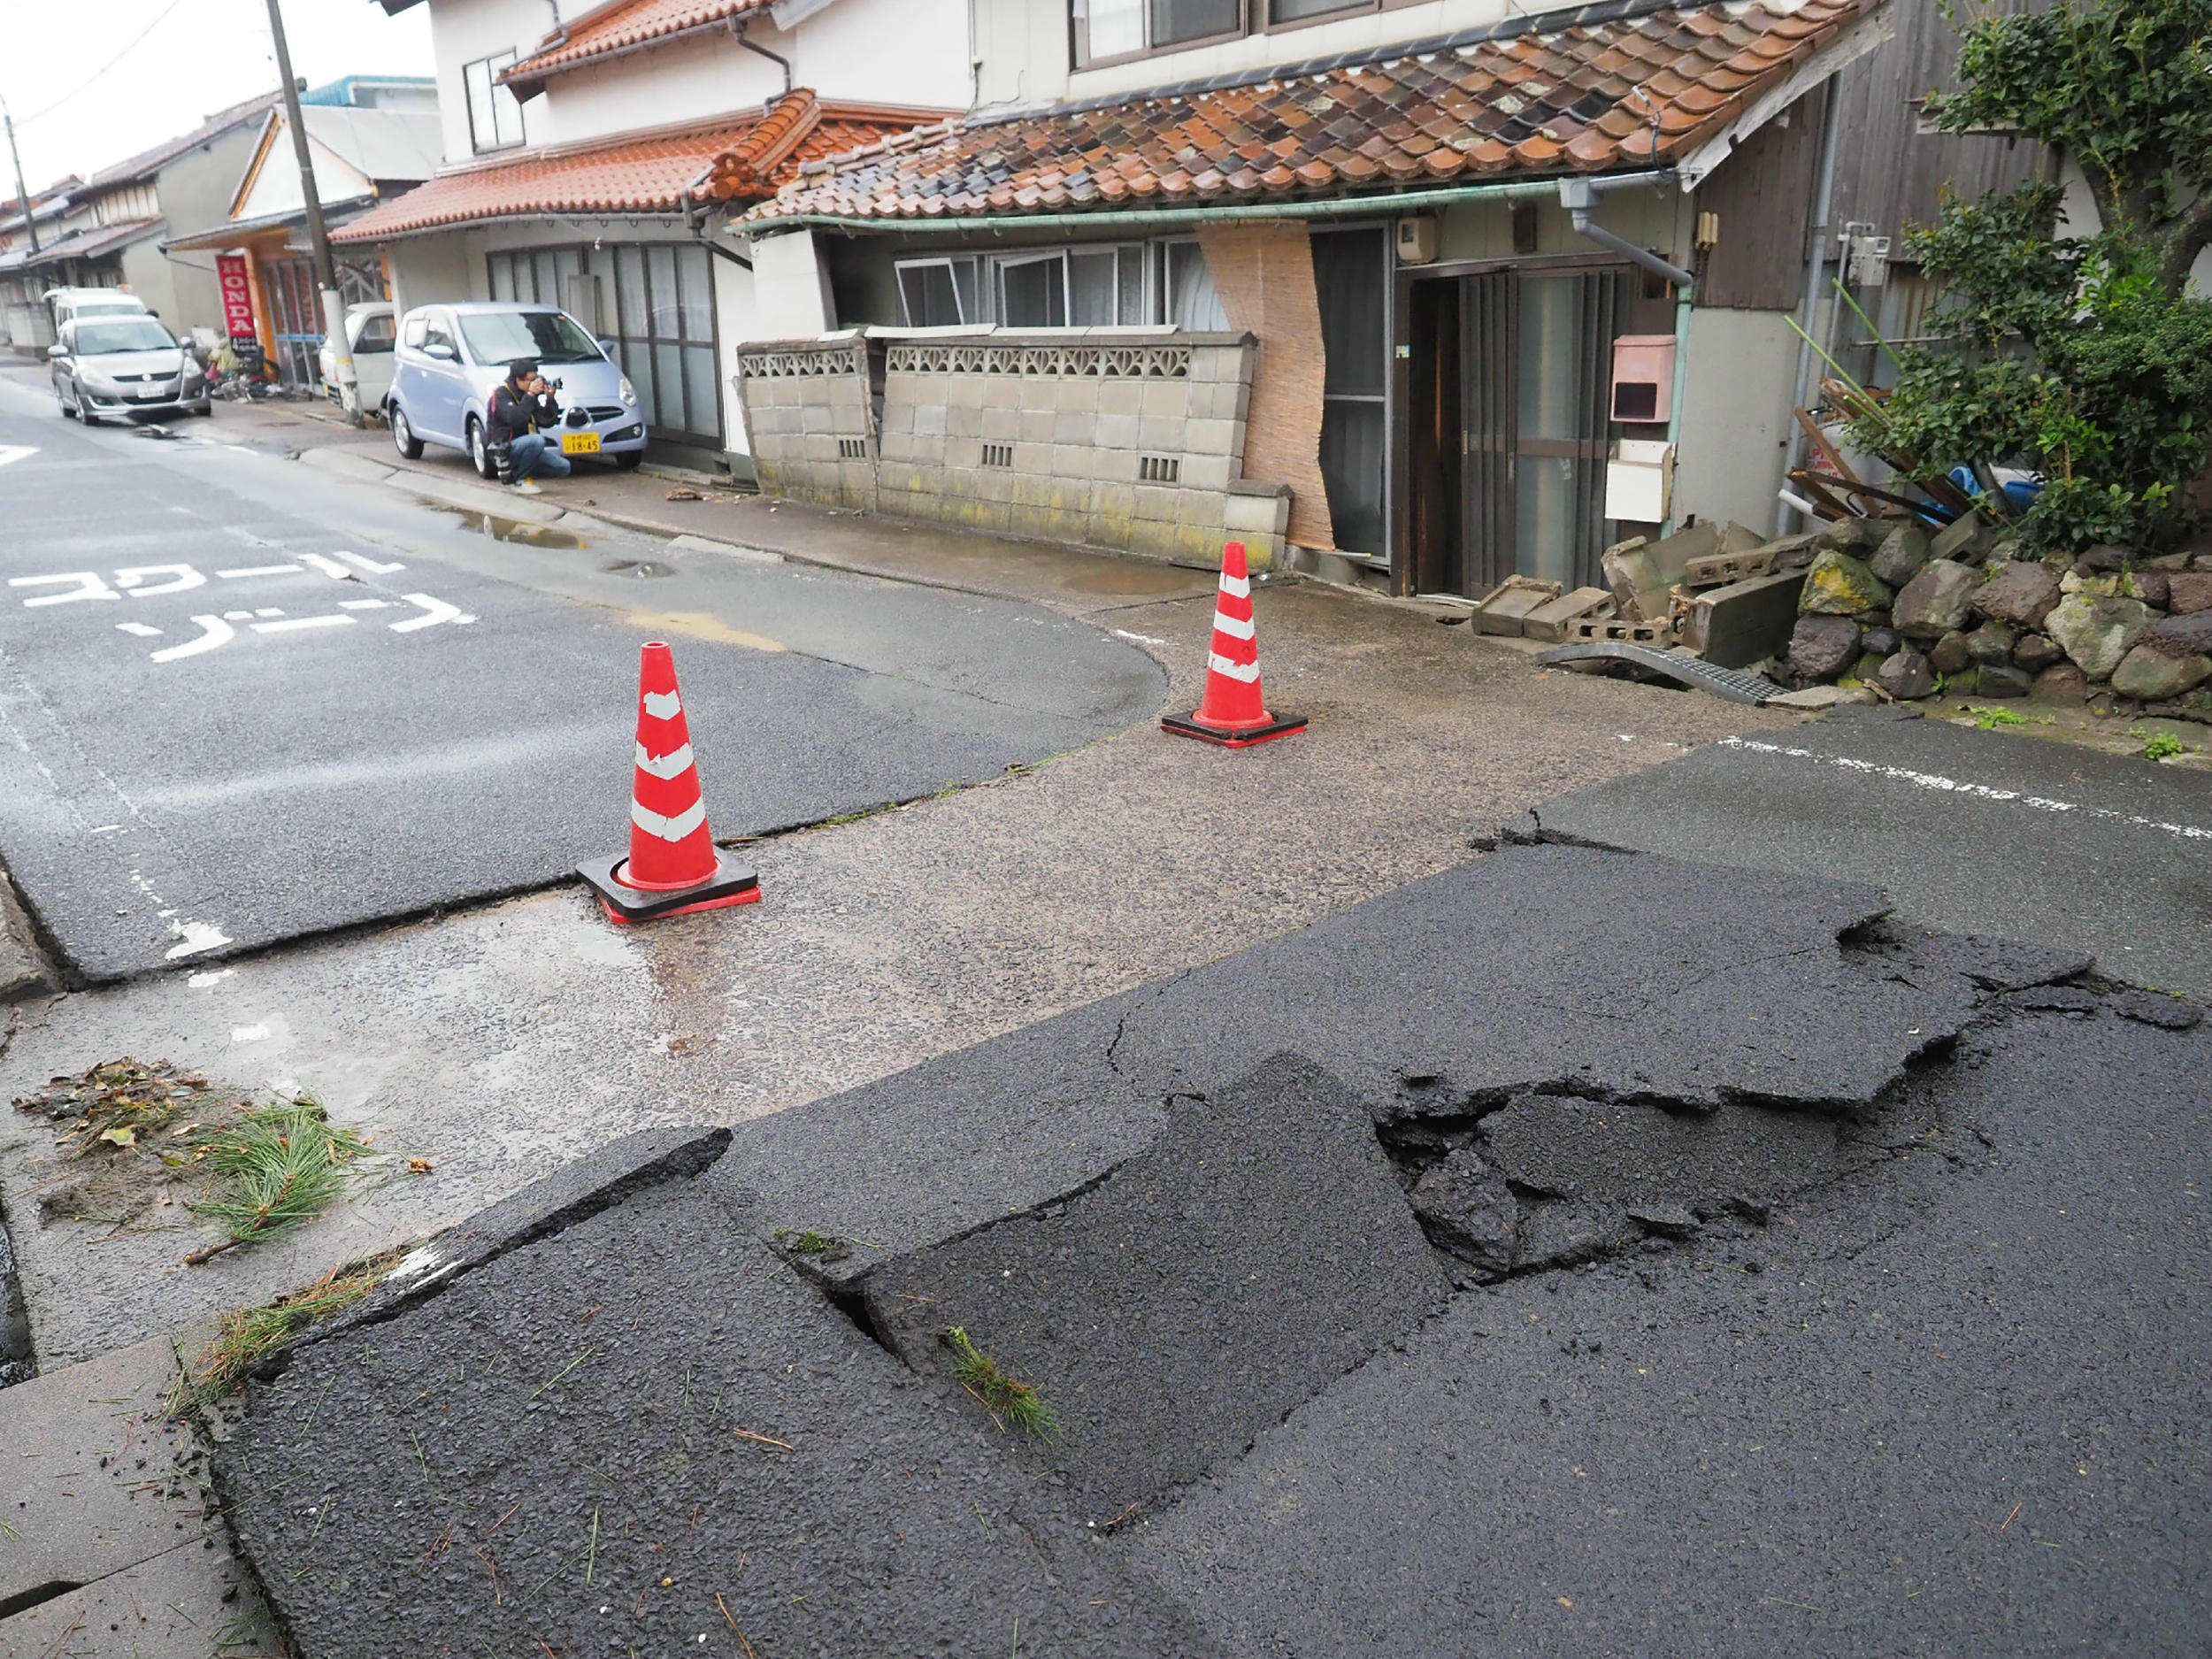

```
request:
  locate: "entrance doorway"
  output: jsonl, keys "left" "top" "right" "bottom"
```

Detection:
{"left": 1405, "top": 262, "right": 1628, "bottom": 597}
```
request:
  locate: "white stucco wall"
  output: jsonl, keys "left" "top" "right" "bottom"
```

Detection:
{"left": 423, "top": 0, "right": 556, "bottom": 165}
{"left": 1671, "top": 307, "right": 1800, "bottom": 534}
{"left": 748, "top": 230, "right": 838, "bottom": 338}
{"left": 976, "top": 0, "right": 1584, "bottom": 112}
{"left": 710, "top": 235, "right": 758, "bottom": 465}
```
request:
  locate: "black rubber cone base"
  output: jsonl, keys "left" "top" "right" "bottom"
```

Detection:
{"left": 1160, "top": 710, "right": 1308, "bottom": 749}
{"left": 577, "top": 851, "right": 761, "bottom": 924}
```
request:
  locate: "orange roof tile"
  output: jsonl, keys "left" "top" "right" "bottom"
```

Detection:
{"left": 503, "top": 0, "right": 770, "bottom": 98}
{"left": 331, "top": 96, "right": 939, "bottom": 242}
{"left": 748, "top": 0, "right": 1885, "bottom": 225}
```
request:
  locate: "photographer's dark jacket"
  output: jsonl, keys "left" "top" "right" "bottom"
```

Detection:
{"left": 487, "top": 381, "right": 559, "bottom": 447}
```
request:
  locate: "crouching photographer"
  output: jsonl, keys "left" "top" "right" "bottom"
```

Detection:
{"left": 488, "top": 357, "right": 573, "bottom": 495}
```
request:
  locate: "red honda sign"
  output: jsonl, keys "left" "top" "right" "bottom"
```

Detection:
{"left": 215, "top": 253, "right": 257, "bottom": 340}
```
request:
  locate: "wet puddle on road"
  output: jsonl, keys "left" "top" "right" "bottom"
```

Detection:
{"left": 442, "top": 507, "right": 585, "bottom": 549}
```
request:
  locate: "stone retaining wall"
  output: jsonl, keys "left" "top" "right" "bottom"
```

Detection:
{"left": 733, "top": 328, "right": 1291, "bottom": 569}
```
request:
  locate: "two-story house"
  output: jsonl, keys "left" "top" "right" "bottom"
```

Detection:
{"left": 338, "top": 0, "right": 969, "bottom": 473}
{"left": 0, "top": 92, "right": 287, "bottom": 354}
{"left": 726, "top": 0, "right": 2033, "bottom": 595}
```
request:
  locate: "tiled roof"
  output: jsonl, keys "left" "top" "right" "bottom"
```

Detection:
{"left": 748, "top": 0, "right": 1882, "bottom": 222}
{"left": 84, "top": 91, "right": 281, "bottom": 189}
{"left": 330, "top": 96, "right": 933, "bottom": 243}
{"left": 503, "top": 0, "right": 772, "bottom": 98}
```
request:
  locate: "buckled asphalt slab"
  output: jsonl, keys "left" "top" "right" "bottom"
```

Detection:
{"left": 1524, "top": 703, "right": 2212, "bottom": 996}
{"left": 202, "top": 844, "right": 2212, "bottom": 1655}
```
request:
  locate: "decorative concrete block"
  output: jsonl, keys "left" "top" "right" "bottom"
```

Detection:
{"left": 982, "top": 378, "right": 1020, "bottom": 408}
{"left": 912, "top": 401, "right": 946, "bottom": 436}
{"left": 981, "top": 406, "right": 1018, "bottom": 441}
{"left": 1019, "top": 378, "right": 1057, "bottom": 411}
{"left": 1053, "top": 378, "right": 1100, "bottom": 413}
{"left": 1053, "top": 411, "right": 1094, "bottom": 446}
{"left": 1098, "top": 380, "right": 1144, "bottom": 417}
{"left": 946, "top": 375, "right": 984, "bottom": 408}
{"left": 1018, "top": 411, "right": 1056, "bottom": 443}
{"left": 1094, "top": 412, "right": 1139, "bottom": 450}
{"left": 945, "top": 403, "right": 981, "bottom": 438}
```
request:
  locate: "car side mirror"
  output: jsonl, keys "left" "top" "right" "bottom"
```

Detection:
{"left": 46, "top": 342, "right": 66, "bottom": 360}
{"left": 597, "top": 338, "right": 618, "bottom": 361}
{"left": 423, "top": 342, "right": 454, "bottom": 361}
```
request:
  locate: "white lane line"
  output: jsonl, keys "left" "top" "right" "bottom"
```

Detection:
{"left": 216, "top": 565, "right": 303, "bottom": 579}
{"left": 1717, "top": 736, "right": 2212, "bottom": 842}
{"left": 115, "top": 621, "right": 164, "bottom": 638}
{"left": 250, "top": 615, "right": 354, "bottom": 634}
{"left": 0, "top": 445, "right": 37, "bottom": 469}
{"left": 338, "top": 599, "right": 392, "bottom": 611}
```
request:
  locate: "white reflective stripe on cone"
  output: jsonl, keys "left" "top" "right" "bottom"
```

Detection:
{"left": 1211, "top": 612, "right": 1256, "bottom": 641}
{"left": 1207, "top": 652, "right": 1261, "bottom": 683}
{"left": 641, "top": 689, "right": 682, "bottom": 720}
{"left": 634, "top": 741, "right": 695, "bottom": 780}
{"left": 1217, "top": 574, "right": 1251, "bottom": 599}
{"left": 631, "top": 798, "right": 707, "bottom": 841}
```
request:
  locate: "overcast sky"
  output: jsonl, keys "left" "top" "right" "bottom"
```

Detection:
{"left": 2, "top": 0, "right": 434, "bottom": 196}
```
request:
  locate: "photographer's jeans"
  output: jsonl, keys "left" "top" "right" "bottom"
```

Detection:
{"left": 510, "top": 433, "right": 572, "bottom": 483}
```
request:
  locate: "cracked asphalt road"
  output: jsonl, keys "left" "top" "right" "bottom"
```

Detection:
{"left": 0, "top": 373, "right": 1160, "bottom": 981}
{"left": 212, "top": 846, "right": 2212, "bottom": 1657}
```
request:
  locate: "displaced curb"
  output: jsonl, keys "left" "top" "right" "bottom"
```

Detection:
{"left": 0, "top": 867, "right": 58, "bottom": 1002}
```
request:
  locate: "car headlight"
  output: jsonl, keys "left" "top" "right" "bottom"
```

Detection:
{"left": 182, "top": 361, "right": 204, "bottom": 385}
{"left": 80, "top": 373, "right": 119, "bottom": 395}
{"left": 618, "top": 375, "right": 638, "bottom": 406}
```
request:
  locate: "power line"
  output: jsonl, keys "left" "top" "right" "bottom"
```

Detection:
{"left": 16, "top": 0, "right": 195, "bottom": 126}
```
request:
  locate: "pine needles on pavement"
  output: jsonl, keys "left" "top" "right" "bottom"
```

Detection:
{"left": 945, "top": 1326, "right": 1056, "bottom": 1440}
{"left": 184, "top": 1095, "right": 380, "bottom": 1264}
{"left": 189, "top": 1248, "right": 404, "bottom": 1401}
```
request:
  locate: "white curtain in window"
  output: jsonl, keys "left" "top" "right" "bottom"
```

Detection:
{"left": 1085, "top": 0, "right": 1145, "bottom": 58}
{"left": 1164, "top": 242, "right": 1229, "bottom": 331}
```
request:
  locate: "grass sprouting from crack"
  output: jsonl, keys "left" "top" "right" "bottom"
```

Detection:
{"left": 184, "top": 1096, "right": 381, "bottom": 1264}
{"left": 774, "top": 1228, "right": 844, "bottom": 1256}
{"left": 945, "top": 1326, "right": 1056, "bottom": 1440}
{"left": 188, "top": 1248, "right": 405, "bottom": 1401}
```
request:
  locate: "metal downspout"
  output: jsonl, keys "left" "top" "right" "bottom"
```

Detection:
{"left": 1557, "top": 178, "right": 1696, "bottom": 533}
{"left": 1778, "top": 79, "right": 1842, "bottom": 534}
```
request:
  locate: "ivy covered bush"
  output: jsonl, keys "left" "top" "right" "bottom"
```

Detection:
{"left": 1848, "top": 0, "right": 2212, "bottom": 556}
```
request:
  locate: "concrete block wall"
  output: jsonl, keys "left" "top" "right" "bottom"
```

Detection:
{"left": 734, "top": 327, "right": 1290, "bottom": 570}
{"left": 731, "top": 332, "right": 878, "bottom": 511}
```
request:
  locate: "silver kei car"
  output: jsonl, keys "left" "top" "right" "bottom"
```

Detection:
{"left": 49, "top": 312, "right": 210, "bottom": 422}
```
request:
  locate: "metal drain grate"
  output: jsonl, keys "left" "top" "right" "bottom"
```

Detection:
{"left": 1534, "top": 641, "right": 1786, "bottom": 705}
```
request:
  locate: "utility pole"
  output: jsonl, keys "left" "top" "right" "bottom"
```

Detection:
{"left": 262, "top": 0, "right": 360, "bottom": 423}
{"left": 0, "top": 95, "right": 41, "bottom": 257}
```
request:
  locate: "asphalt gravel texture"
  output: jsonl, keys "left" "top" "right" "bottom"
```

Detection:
{"left": 215, "top": 844, "right": 2212, "bottom": 1656}
{"left": 0, "top": 385, "right": 1159, "bottom": 981}
{"left": 1525, "top": 703, "right": 2212, "bottom": 997}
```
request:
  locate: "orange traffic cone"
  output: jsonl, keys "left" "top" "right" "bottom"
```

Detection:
{"left": 1161, "top": 541, "right": 1306, "bottom": 747}
{"left": 576, "top": 641, "right": 761, "bottom": 924}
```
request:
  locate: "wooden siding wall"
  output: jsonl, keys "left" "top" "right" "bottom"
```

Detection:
{"left": 1694, "top": 85, "right": 1824, "bottom": 311}
{"left": 1824, "top": 0, "right": 2050, "bottom": 250}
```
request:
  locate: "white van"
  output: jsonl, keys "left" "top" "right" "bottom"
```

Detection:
{"left": 43, "top": 287, "right": 149, "bottom": 333}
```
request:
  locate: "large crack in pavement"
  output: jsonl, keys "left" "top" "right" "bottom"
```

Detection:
{"left": 195, "top": 846, "right": 2209, "bottom": 1656}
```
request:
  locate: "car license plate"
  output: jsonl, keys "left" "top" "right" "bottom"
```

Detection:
{"left": 561, "top": 431, "right": 601, "bottom": 456}
{"left": 135, "top": 387, "right": 166, "bottom": 399}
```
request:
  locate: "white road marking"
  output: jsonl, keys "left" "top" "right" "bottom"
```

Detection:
{"left": 116, "top": 564, "right": 205, "bottom": 595}
{"left": 165, "top": 919, "right": 233, "bottom": 960}
{"left": 216, "top": 565, "right": 303, "bottom": 579}
{"left": 642, "top": 689, "right": 681, "bottom": 719}
{"left": 11, "top": 572, "right": 119, "bottom": 606}
{"left": 1716, "top": 736, "right": 2212, "bottom": 842}
{"left": 221, "top": 610, "right": 253, "bottom": 620}
{"left": 150, "top": 615, "right": 236, "bottom": 663}
{"left": 253, "top": 607, "right": 284, "bottom": 618}
{"left": 335, "top": 549, "right": 405, "bottom": 574}
{"left": 0, "top": 444, "right": 38, "bottom": 469}
{"left": 231, "top": 1024, "right": 271, "bottom": 1043}
{"left": 222, "top": 528, "right": 280, "bottom": 548}
{"left": 300, "top": 553, "right": 361, "bottom": 580}
{"left": 187, "top": 968, "right": 234, "bottom": 988}
{"left": 631, "top": 797, "right": 707, "bottom": 841}
{"left": 388, "top": 592, "right": 474, "bottom": 631}
{"left": 115, "top": 622, "right": 164, "bottom": 638}
{"left": 251, "top": 615, "right": 353, "bottom": 634}
{"left": 1113, "top": 629, "right": 1167, "bottom": 645}
{"left": 634, "top": 741, "right": 695, "bottom": 780}
{"left": 338, "top": 599, "right": 391, "bottom": 611}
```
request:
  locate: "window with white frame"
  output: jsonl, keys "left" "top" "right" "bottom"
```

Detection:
{"left": 893, "top": 242, "right": 1216, "bottom": 330}
{"left": 465, "top": 51, "right": 526, "bottom": 153}
{"left": 1072, "top": 0, "right": 1242, "bottom": 66}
